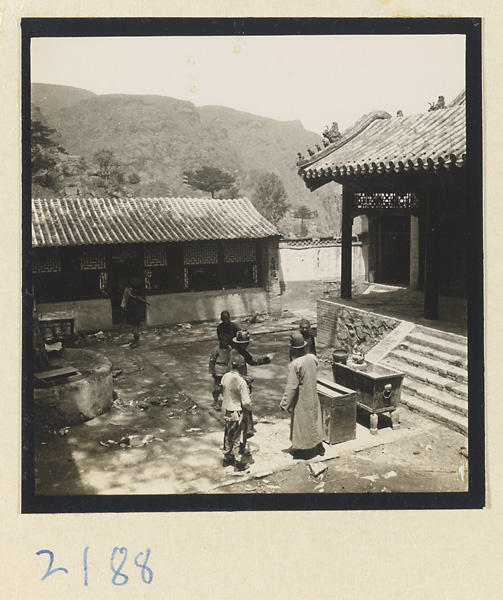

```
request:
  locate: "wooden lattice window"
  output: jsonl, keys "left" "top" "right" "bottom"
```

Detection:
{"left": 80, "top": 247, "right": 106, "bottom": 270}
{"left": 144, "top": 244, "right": 168, "bottom": 267}
{"left": 223, "top": 241, "right": 258, "bottom": 286}
{"left": 183, "top": 242, "right": 218, "bottom": 265}
{"left": 32, "top": 248, "right": 61, "bottom": 273}
{"left": 223, "top": 241, "right": 256, "bottom": 263}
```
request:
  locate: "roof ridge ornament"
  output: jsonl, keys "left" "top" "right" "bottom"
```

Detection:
{"left": 296, "top": 110, "right": 391, "bottom": 168}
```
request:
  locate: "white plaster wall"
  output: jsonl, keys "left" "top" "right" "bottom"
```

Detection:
{"left": 146, "top": 288, "right": 268, "bottom": 326}
{"left": 38, "top": 299, "right": 113, "bottom": 333}
{"left": 279, "top": 243, "right": 366, "bottom": 282}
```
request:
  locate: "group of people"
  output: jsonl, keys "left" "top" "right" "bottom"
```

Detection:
{"left": 120, "top": 286, "right": 325, "bottom": 473}
{"left": 210, "top": 311, "right": 324, "bottom": 472}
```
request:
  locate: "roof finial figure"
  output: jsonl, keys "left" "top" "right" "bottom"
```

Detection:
{"left": 428, "top": 95, "right": 446, "bottom": 112}
{"left": 396, "top": 110, "right": 403, "bottom": 117}
{"left": 322, "top": 121, "right": 342, "bottom": 144}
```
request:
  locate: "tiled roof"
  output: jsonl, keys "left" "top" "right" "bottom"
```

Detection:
{"left": 32, "top": 197, "right": 280, "bottom": 248}
{"left": 299, "top": 103, "right": 466, "bottom": 188}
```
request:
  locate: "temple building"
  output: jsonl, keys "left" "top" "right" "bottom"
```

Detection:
{"left": 31, "top": 196, "right": 281, "bottom": 331}
{"left": 297, "top": 90, "right": 467, "bottom": 319}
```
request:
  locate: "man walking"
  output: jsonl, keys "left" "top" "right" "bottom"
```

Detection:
{"left": 281, "top": 331, "right": 324, "bottom": 459}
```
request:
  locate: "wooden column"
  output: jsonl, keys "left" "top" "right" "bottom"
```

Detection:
{"left": 424, "top": 192, "right": 440, "bottom": 319}
{"left": 341, "top": 185, "right": 354, "bottom": 299}
{"left": 409, "top": 215, "right": 420, "bottom": 290}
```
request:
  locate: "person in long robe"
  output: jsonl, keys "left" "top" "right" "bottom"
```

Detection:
{"left": 281, "top": 331, "right": 325, "bottom": 459}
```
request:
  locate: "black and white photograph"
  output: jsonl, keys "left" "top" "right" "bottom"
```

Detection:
{"left": 23, "top": 18, "right": 484, "bottom": 511}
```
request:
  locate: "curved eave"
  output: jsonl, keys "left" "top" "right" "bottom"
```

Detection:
{"left": 300, "top": 154, "right": 466, "bottom": 189}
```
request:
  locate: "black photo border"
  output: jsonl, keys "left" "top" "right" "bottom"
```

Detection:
{"left": 21, "top": 16, "right": 484, "bottom": 513}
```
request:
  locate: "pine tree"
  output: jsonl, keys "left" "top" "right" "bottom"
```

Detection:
{"left": 183, "top": 166, "right": 236, "bottom": 198}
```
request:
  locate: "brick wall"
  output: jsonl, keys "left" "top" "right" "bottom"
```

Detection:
{"left": 317, "top": 299, "right": 400, "bottom": 354}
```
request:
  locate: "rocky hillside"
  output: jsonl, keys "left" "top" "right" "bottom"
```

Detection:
{"left": 31, "top": 83, "right": 343, "bottom": 236}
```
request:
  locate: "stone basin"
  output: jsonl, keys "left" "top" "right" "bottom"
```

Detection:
{"left": 34, "top": 348, "right": 113, "bottom": 428}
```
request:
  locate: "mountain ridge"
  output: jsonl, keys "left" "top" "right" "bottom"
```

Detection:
{"left": 31, "top": 83, "right": 342, "bottom": 236}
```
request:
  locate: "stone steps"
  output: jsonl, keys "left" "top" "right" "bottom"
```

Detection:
{"left": 403, "top": 379, "right": 468, "bottom": 417}
{"left": 400, "top": 392, "right": 468, "bottom": 435}
{"left": 406, "top": 330, "right": 467, "bottom": 359}
{"left": 398, "top": 340, "right": 467, "bottom": 369}
{"left": 383, "top": 357, "right": 467, "bottom": 399}
{"left": 377, "top": 324, "right": 468, "bottom": 435}
{"left": 387, "top": 349, "right": 468, "bottom": 384}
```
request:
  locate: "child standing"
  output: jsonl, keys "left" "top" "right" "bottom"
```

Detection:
{"left": 208, "top": 333, "right": 232, "bottom": 411}
{"left": 221, "top": 354, "right": 252, "bottom": 472}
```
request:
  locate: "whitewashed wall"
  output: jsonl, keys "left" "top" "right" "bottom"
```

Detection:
{"left": 279, "top": 241, "right": 366, "bottom": 282}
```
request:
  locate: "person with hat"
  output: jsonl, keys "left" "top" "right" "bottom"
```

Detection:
{"left": 289, "top": 319, "right": 317, "bottom": 361}
{"left": 229, "top": 329, "right": 273, "bottom": 443}
{"left": 280, "top": 331, "right": 325, "bottom": 459}
{"left": 221, "top": 353, "right": 252, "bottom": 472}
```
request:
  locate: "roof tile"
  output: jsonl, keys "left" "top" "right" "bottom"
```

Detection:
{"left": 32, "top": 197, "right": 279, "bottom": 248}
{"left": 300, "top": 104, "right": 466, "bottom": 185}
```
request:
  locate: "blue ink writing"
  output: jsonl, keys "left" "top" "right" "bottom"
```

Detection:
{"left": 134, "top": 548, "right": 153, "bottom": 584}
{"left": 83, "top": 546, "right": 89, "bottom": 587}
{"left": 36, "top": 550, "right": 69, "bottom": 581}
{"left": 110, "top": 546, "right": 129, "bottom": 586}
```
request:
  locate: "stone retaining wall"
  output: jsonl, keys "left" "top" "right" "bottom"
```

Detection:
{"left": 317, "top": 299, "right": 400, "bottom": 354}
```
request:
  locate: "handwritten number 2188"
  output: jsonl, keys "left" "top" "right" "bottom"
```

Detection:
{"left": 37, "top": 547, "right": 153, "bottom": 585}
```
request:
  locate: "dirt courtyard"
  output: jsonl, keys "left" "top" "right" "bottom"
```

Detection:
{"left": 34, "top": 317, "right": 469, "bottom": 497}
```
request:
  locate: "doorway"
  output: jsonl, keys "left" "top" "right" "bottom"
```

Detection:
{"left": 376, "top": 216, "right": 410, "bottom": 284}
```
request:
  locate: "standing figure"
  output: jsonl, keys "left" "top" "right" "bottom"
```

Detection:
{"left": 221, "top": 354, "right": 252, "bottom": 472}
{"left": 208, "top": 333, "right": 232, "bottom": 411}
{"left": 281, "top": 331, "right": 324, "bottom": 459}
{"left": 217, "top": 310, "right": 240, "bottom": 346}
{"left": 229, "top": 330, "right": 272, "bottom": 443}
{"left": 289, "top": 318, "right": 317, "bottom": 361}
{"left": 121, "top": 282, "right": 149, "bottom": 348}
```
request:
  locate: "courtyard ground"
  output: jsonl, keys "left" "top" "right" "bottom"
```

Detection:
{"left": 34, "top": 313, "right": 469, "bottom": 497}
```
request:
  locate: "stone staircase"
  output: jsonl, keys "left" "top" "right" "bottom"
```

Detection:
{"left": 378, "top": 325, "right": 468, "bottom": 435}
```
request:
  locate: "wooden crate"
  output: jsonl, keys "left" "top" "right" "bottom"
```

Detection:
{"left": 317, "top": 377, "right": 357, "bottom": 445}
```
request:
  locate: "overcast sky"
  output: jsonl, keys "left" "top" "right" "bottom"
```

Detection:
{"left": 31, "top": 35, "right": 466, "bottom": 134}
